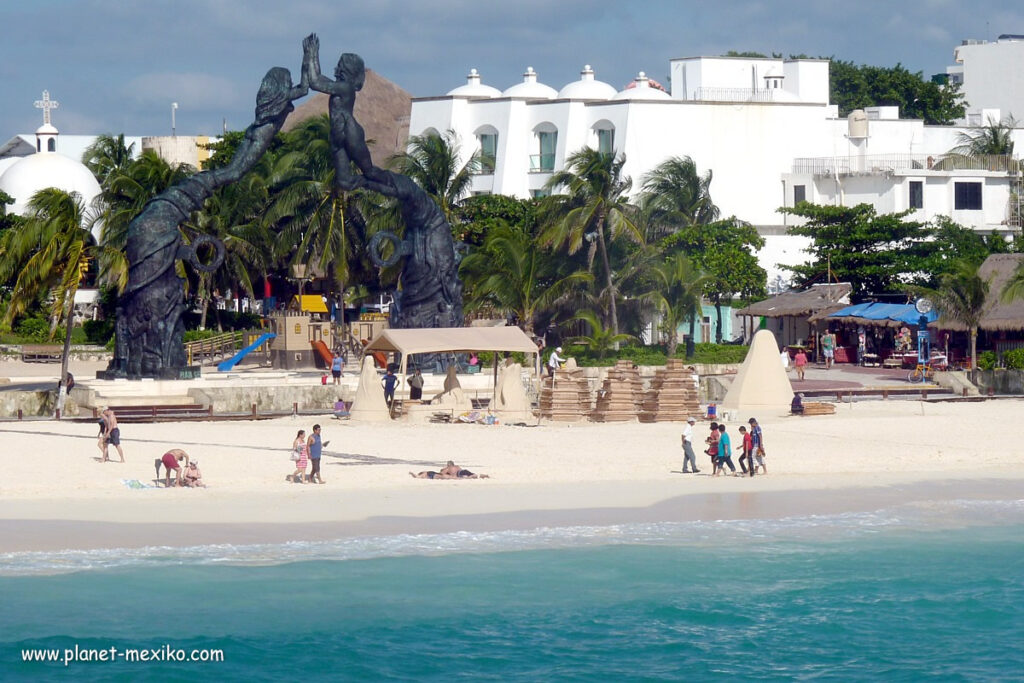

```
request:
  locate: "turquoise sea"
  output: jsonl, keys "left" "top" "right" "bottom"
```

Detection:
{"left": 2, "top": 499, "right": 1023, "bottom": 681}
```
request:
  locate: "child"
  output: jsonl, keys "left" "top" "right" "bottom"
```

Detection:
{"left": 705, "top": 421, "right": 720, "bottom": 474}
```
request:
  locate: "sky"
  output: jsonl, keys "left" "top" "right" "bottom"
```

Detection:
{"left": 2, "top": 0, "right": 1023, "bottom": 138}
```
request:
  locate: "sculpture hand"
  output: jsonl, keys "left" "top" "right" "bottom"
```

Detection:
{"left": 302, "top": 33, "right": 319, "bottom": 60}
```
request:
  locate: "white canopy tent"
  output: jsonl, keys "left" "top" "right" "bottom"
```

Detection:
{"left": 362, "top": 326, "right": 543, "bottom": 400}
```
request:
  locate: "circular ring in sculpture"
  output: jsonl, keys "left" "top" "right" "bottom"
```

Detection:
{"left": 187, "top": 234, "right": 226, "bottom": 273}
{"left": 368, "top": 231, "right": 403, "bottom": 268}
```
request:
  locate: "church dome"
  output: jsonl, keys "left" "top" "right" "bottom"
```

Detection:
{"left": 0, "top": 157, "right": 19, "bottom": 180}
{"left": 503, "top": 67, "right": 557, "bottom": 99}
{"left": 447, "top": 69, "right": 502, "bottom": 98}
{"left": 0, "top": 152, "right": 102, "bottom": 220}
{"left": 557, "top": 65, "right": 617, "bottom": 100}
{"left": 613, "top": 72, "right": 672, "bottom": 101}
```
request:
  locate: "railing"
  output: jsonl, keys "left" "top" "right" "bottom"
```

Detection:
{"left": 184, "top": 331, "right": 243, "bottom": 366}
{"left": 693, "top": 87, "right": 780, "bottom": 103}
{"left": 792, "top": 153, "right": 1020, "bottom": 177}
{"left": 529, "top": 154, "right": 556, "bottom": 173}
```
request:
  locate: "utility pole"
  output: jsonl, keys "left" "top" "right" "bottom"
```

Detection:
{"left": 172, "top": 102, "right": 178, "bottom": 137}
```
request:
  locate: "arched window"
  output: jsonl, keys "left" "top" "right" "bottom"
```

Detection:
{"left": 592, "top": 120, "right": 615, "bottom": 156}
{"left": 531, "top": 123, "right": 557, "bottom": 172}
{"left": 47, "top": 138, "right": 56, "bottom": 152}
{"left": 474, "top": 125, "right": 498, "bottom": 174}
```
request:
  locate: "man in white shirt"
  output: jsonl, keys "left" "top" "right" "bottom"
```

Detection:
{"left": 547, "top": 346, "right": 565, "bottom": 377}
{"left": 681, "top": 416, "right": 700, "bottom": 473}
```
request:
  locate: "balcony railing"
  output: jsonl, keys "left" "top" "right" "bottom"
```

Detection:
{"left": 693, "top": 87, "right": 780, "bottom": 103}
{"left": 792, "top": 153, "right": 1020, "bottom": 177}
{"left": 529, "top": 153, "right": 555, "bottom": 173}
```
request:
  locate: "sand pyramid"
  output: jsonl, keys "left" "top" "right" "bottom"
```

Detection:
{"left": 349, "top": 356, "right": 391, "bottom": 422}
{"left": 720, "top": 329, "right": 794, "bottom": 416}
{"left": 639, "top": 359, "right": 700, "bottom": 423}
{"left": 590, "top": 360, "right": 644, "bottom": 422}
{"left": 538, "top": 359, "right": 592, "bottom": 421}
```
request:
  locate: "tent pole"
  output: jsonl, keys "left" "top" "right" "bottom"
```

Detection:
{"left": 400, "top": 354, "right": 408, "bottom": 401}
{"left": 492, "top": 351, "right": 498, "bottom": 413}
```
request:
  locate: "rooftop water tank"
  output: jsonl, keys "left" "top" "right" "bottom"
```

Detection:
{"left": 848, "top": 109, "right": 868, "bottom": 139}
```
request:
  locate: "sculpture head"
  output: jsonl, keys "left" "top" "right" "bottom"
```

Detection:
{"left": 335, "top": 53, "right": 365, "bottom": 91}
{"left": 255, "top": 67, "right": 294, "bottom": 123}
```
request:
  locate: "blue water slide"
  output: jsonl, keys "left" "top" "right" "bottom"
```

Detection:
{"left": 217, "top": 332, "right": 276, "bottom": 372}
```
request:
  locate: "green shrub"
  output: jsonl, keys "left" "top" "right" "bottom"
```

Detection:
{"left": 183, "top": 329, "right": 221, "bottom": 343}
{"left": 15, "top": 316, "right": 52, "bottom": 342}
{"left": 977, "top": 350, "right": 998, "bottom": 371}
{"left": 83, "top": 319, "right": 114, "bottom": 345}
{"left": 687, "top": 343, "right": 749, "bottom": 364}
{"left": 1003, "top": 348, "right": 1024, "bottom": 370}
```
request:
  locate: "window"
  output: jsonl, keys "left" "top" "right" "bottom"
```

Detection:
{"left": 954, "top": 182, "right": 983, "bottom": 210}
{"left": 909, "top": 181, "right": 923, "bottom": 209}
{"left": 531, "top": 130, "right": 557, "bottom": 172}
{"left": 793, "top": 185, "right": 806, "bottom": 204}
{"left": 530, "top": 189, "right": 550, "bottom": 199}
{"left": 47, "top": 138, "right": 56, "bottom": 152}
{"left": 597, "top": 128, "right": 614, "bottom": 156}
{"left": 477, "top": 133, "right": 497, "bottom": 174}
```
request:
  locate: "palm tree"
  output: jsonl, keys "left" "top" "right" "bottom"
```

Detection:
{"left": 1002, "top": 261, "right": 1024, "bottom": 304}
{"left": 643, "top": 251, "right": 709, "bottom": 358}
{"left": 0, "top": 188, "right": 97, "bottom": 411}
{"left": 921, "top": 260, "right": 989, "bottom": 380}
{"left": 82, "top": 134, "right": 137, "bottom": 191}
{"left": 460, "top": 225, "right": 591, "bottom": 335}
{"left": 639, "top": 156, "right": 720, "bottom": 237}
{"left": 389, "top": 129, "right": 477, "bottom": 226}
{"left": 541, "top": 148, "right": 643, "bottom": 336}
{"left": 568, "top": 309, "right": 637, "bottom": 360}
{"left": 949, "top": 116, "right": 1017, "bottom": 157}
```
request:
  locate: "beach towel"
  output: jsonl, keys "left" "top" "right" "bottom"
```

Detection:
{"left": 120, "top": 479, "right": 157, "bottom": 489}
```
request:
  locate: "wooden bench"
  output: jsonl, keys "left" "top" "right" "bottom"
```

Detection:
{"left": 98, "top": 405, "right": 213, "bottom": 422}
{"left": 21, "top": 345, "right": 63, "bottom": 363}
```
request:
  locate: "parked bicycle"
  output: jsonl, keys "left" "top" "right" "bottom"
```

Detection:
{"left": 907, "top": 362, "right": 935, "bottom": 383}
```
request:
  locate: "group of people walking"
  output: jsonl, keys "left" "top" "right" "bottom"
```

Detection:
{"left": 681, "top": 416, "right": 766, "bottom": 476}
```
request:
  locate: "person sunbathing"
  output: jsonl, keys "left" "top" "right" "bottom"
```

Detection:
{"left": 410, "top": 461, "right": 491, "bottom": 479}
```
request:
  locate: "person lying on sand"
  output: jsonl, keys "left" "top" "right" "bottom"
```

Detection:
{"left": 410, "top": 461, "right": 490, "bottom": 479}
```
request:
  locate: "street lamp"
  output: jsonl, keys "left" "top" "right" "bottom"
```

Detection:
{"left": 171, "top": 102, "right": 178, "bottom": 137}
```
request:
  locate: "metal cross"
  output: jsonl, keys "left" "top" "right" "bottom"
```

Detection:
{"left": 34, "top": 90, "right": 60, "bottom": 125}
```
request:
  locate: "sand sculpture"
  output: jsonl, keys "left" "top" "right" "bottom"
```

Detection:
{"left": 349, "top": 356, "right": 391, "bottom": 421}
{"left": 433, "top": 364, "right": 472, "bottom": 411}
{"left": 590, "top": 360, "right": 645, "bottom": 422}
{"left": 538, "top": 358, "right": 592, "bottom": 421}
{"left": 639, "top": 359, "right": 700, "bottom": 423}
{"left": 720, "top": 329, "right": 794, "bottom": 417}
{"left": 492, "top": 362, "right": 533, "bottom": 422}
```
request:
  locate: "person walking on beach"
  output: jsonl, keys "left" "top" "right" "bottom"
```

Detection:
{"left": 706, "top": 421, "right": 721, "bottom": 473}
{"left": 307, "top": 423, "right": 327, "bottom": 484}
{"left": 381, "top": 368, "right": 400, "bottom": 407}
{"left": 681, "top": 416, "right": 700, "bottom": 473}
{"left": 716, "top": 423, "right": 737, "bottom": 476}
{"left": 793, "top": 348, "right": 807, "bottom": 381}
{"left": 331, "top": 354, "right": 345, "bottom": 384}
{"left": 737, "top": 425, "right": 753, "bottom": 475}
{"left": 749, "top": 417, "right": 766, "bottom": 474}
{"left": 408, "top": 368, "right": 424, "bottom": 400}
{"left": 101, "top": 408, "right": 125, "bottom": 463}
{"left": 288, "top": 429, "right": 308, "bottom": 483}
{"left": 821, "top": 330, "right": 835, "bottom": 370}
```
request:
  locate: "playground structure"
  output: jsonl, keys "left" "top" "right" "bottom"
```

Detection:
{"left": 267, "top": 311, "right": 335, "bottom": 370}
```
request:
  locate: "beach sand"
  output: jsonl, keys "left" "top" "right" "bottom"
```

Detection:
{"left": 1, "top": 399, "right": 1022, "bottom": 553}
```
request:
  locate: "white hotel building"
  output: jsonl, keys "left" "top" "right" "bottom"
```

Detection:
{"left": 410, "top": 56, "right": 1024, "bottom": 286}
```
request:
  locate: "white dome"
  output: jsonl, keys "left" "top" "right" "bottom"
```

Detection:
{"left": 613, "top": 72, "right": 672, "bottom": 101}
{"left": 447, "top": 68, "right": 502, "bottom": 98}
{"left": 0, "top": 157, "right": 20, "bottom": 180}
{"left": 503, "top": 67, "right": 558, "bottom": 99}
{"left": 35, "top": 123, "right": 58, "bottom": 136}
{"left": 0, "top": 152, "right": 102, "bottom": 240}
{"left": 557, "top": 65, "right": 617, "bottom": 100}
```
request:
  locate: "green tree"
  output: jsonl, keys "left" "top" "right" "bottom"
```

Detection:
{"left": 541, "top": 148, "right": 643, "bottom": 336}
{"left": 642, "top": 252, "right": 709, "bottom": 358}
{"left": 568, "top": 309, "right": 637, "bottom": 359}
{"left": 639, "top": 156, "right": 719, "bottom": 238}
{"left": 949, "top": 116, "right": 1017, "bottom": 157}
{"left": 389, "top": 129, "right": 477, "bottom": 227}
{"left": 828, "top": 60, "right": 965, "bottom": 125}
{"left": 0, "top": 189, "right": 98, "bottom": 408}
{"left": 460, "top": 224, "right": 591, "bottom": 334}
{"left": 916, "top": 260, "right": 989, "bottom": 379}
{"left": 82, "top": 134, "right": 136, "bottom": 191}
{"left": 454, "top": 193, "right": 539, "bottom": 246}
{"left": 782, "top": 203, "right": 934, "bottom": 298}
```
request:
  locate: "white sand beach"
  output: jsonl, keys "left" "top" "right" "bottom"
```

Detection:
{"left": 1, "top": 397, "right": 1022, "bottom": 553}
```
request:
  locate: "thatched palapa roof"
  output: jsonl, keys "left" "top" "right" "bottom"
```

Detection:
{"left": 736, "top": 283, "right": 851, "bottom": 319}
{"left": 933, "top": 253, "right": 1024, "bottom": 332}
{"left": 283, "top": 69, "right": 412, "bottom": 167}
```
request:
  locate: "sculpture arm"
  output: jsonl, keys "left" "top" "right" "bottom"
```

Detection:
{"left": 302, "top": 33, "right": 344, "bottom": 95}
